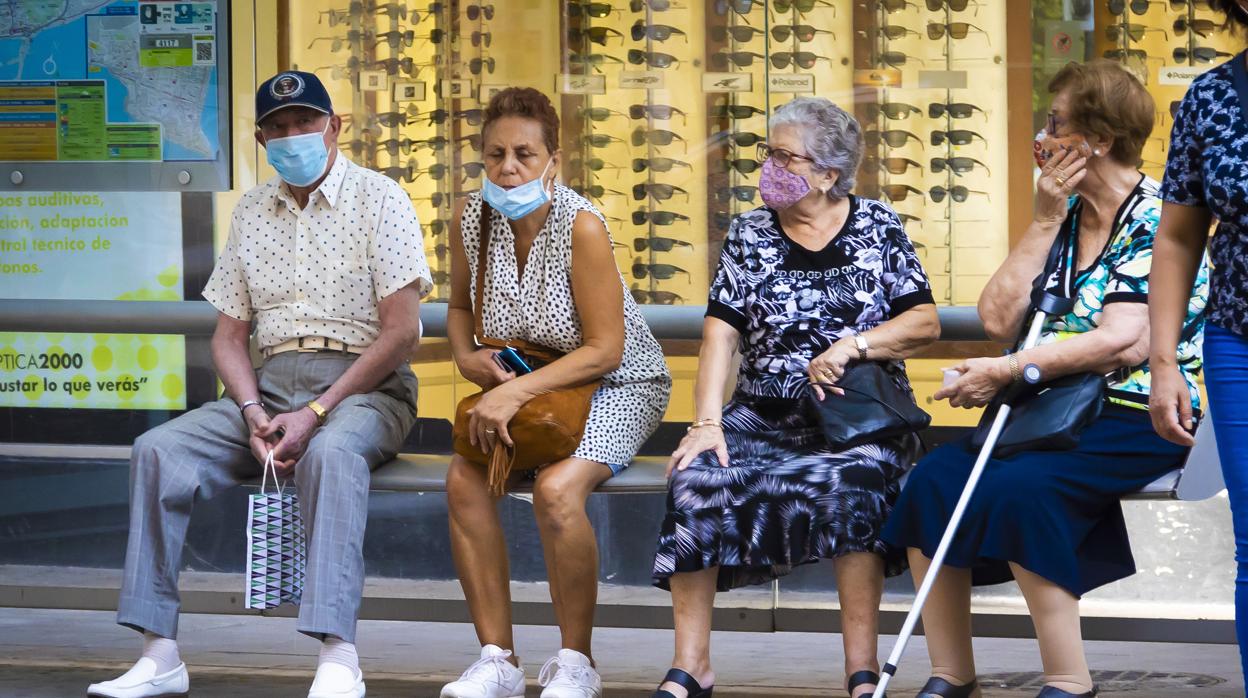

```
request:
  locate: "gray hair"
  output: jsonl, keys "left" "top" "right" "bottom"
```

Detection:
{"left": 769, "top": 97, "right": 863, "bottom": 200}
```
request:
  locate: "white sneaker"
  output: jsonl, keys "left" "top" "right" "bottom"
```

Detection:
{"left": 308, "top": 661, "right": 366, "bottom": 698}
{"left": 538, "top": 649, "right": 602, "bottom": 698}
{"left": 86, "top": 658, "right": 189, "bottom": 697}
{"left": 440, "top": 644, "right": 526, "bottom": 698}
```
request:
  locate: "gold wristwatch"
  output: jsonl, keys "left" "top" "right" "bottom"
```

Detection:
{"left": 306, "top": 399, "right": 328, "bottom": 425}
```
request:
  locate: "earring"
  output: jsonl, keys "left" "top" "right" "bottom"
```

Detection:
{"left": 1093, "top": 148, "right": 1102, "bottom": 156}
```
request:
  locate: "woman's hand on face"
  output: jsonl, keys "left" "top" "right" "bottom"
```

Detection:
{"left": 1149, "top": 364, "right": 1197, "bottom": 447}
{"left": 1035, "top": 147, "right": 1087, "bottom": 225}
{"left": 807, "top": 338, "right": 857, "bottom": 400}
{"left": 458, "top": 348, "right": 515, "bottom": 390}
{"left": 666, "top": 426, "right": 729, "bottom": 477}
{"left": 466, "top": 381, "right": 528, "bottom": 454}
{"left": 933, "top": 357, "right": 1011, "bottom": 408}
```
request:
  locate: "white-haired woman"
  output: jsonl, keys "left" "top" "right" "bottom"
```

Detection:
{"left": 648, "top": 97, "right": 941, "bottom": 698}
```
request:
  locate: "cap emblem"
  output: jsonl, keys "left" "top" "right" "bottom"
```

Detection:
{"left": 270, "top": 73, "right": 305, "bottom": 101}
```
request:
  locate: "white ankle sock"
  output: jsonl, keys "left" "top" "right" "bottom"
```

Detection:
{"left": 141, "top": 632, "right": 181, "bottom": 674}
{"left": 318, "top": 636, "right": 359, "bottom": 672}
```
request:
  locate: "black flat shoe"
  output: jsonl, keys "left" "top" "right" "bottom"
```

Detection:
{"left": 847, "top": 669, "right": 884, "bottom": 698}
{"left": 652, "top": 667, "right": 713, "bottom": 698}
{"left": 1036, "top": 685, "right": 1098, "bottom": 698}
{"left": 916, "top": 676, "right": 978, "bottom": 698}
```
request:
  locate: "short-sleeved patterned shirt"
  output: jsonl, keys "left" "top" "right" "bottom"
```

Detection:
{"left": 1036, "top": 176, "right": 1209, "bottom": 412}
{"left": 1161, "top": 51, "right": 1248, "bottom": 337}
{"left": 202, "top": 151, "right": 432, "bottom": 349}
{"left": 708, "top": 198, "right": 934, "bottom": 399}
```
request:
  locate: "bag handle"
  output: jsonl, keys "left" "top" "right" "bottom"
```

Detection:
{"left": 471, "top": 200, "right": 552, "bottom": 360}
{"left": 811, "top": 378, "right": 923, "bottom": 428}
{"left": 259, "top": 450, "right": 285, "bottom": 497}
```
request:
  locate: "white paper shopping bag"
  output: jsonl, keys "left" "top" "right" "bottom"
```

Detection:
{"left": 245, "top": 451, "right": 306, "bottom": 609}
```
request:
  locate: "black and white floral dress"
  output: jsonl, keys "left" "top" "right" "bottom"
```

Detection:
{"left": 652, "top": 199, "right": 934, "bottom": 591}
{"left": 461, "top": 185, "right": 672, "bottom": 472}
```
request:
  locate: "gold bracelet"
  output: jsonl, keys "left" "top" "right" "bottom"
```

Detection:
{"left": 1008, "top": 353, "right": 1022, "bottom": 383}
{"left": 687, "top": 418, "right": 722, "bottom": 433}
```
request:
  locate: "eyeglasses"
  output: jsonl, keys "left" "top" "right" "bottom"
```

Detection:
{"left": 631, "top": 288, "right": 684, "bottom": 305}
{"left": 307, "top": 30, "right": 373, "bottom": 52}
{"left": 370, "top": 57, "right": 417, "bottom": 76}
{"left": 631, "top": 128, "right": 686, "bottom": 149}
{"left": 1103, "top": 48, "right": 1161, "bottom": 63}
{"left": 456, "top": 134, "right": 483, "bottom": 151}
{"left": 634, "top": 235, "right": 693, "bottom": 252}
{"left": 633, "top": 183, "right": 690, "bottom": 201}
{"left": 468, "top": 57, "right": 495, "bottom": 74}
{"left": 924, "top": 0, "right": 980, "bottom": 10}
{"left": 632, "top": 21, "right": 687, "bottom": 42}
{"left": 627, "top": 49, "right": 680, "bottom": 68}
{"left": 897, "top": 213, "right": 922, "bottom": 227}
{"left": 568, "top": 26, "right": 624, "bottom": 45}
{"left": 931, "top": 129, "right": 987, "bottom": 146}
{"left": 711, "top": 25, "right": 765, "bottom": 42}
{"left": 466, "top": 3, "right": 494, "bottom": 19}
{"left": 714, "top": 185, "right": 759, "bottom": 203}
{"left": 429, "top": 219, "right": 447, "bottom": 236}
{"left": 713, "top": 211, "right": 734, "bottom": 229}
{"left": 1174, "top": 17, "right": 1219, "bottom": 38}
{"left": 318, "top": 1, "right": 411, "bottom": 25}
{"left": 470, "top": 31, "right": 492, "bottom": 47}
{"left": 631, "top": 0, "right": 685, "bottom": 10}
{"left": 880, "top": 184, "right": 926, "bottom": 202}
{"left": 571, "top": 184, "right": 628, "bottom": 201}
{"left": 866, "top": 102, "right": 922, "bottom": 121}
{"left": 928, "top": 102, "right": 986, "bottom": 119}
{"left": 1173, "top": 47, "right": 1233, "bottom": 64}
{"left": 712, "top": 104, "right": 766, "bottom": 119}
{"left": 583, "top": 133, "right": 627, "bottom": 148}
{"left": 581, "top": 107, "right": 629, "bottom": 121}
{"left": 770, "top": 24, "right": 835, "bottom": 42}
{"left": 571, "top": 157, "right": 624, "bottom": 172}
{"left": 722, "top": 158, "right": 762, "bottom": 175}
{"left": 717, "top": 131, "right": 765, "bottom": 147}
{"left": 865, "top": 130, "right": 923, "bottom": 148}
{"left": 774, "top": 0, "right": 836, "bottom": 15}
{"left": 710, "top": 51, "right": 766, "bottom": 69}
{"left": 374, "top": 30, "right": 416, "bottom": 49}
{"left": 930, "top": 156, "right": 991, "bottom": 175}
{"left": 377, "top": 163, "right": 418, "bottom": 183}
{"left": 428, "top": 190, "right": 477, "bottom": 208}
{"left": 376, "top": 138, "right": 413, "bottom": 155}
{"left": 632, "top": 261, "right": 691, "bottom": 280}
{"left": 632, "top": 212, "right": 692, "bottom": 227}
{"left": 369, "top": 110, "right": 412, "bottom": 128}
{"left": 927, "top": 22, "right": 989, "bottom": 41}
{"left": 873, "top": 25, "right": 921, "bottom": 40}
{"left": 714, "top": 0, "right": 761, "bottom": 15}
{"left": 1109, "top": 0, "right": 1162, "bottom": 13}
{"left": 877, "top": 51, "right": 925, "bottom": 68}
{"left": 570, "top": 53, "right": 626, "bottom": 72}
{"left": 568, "top": 1, "right": 618, "bottom": 17}
{"left": 1105, "top": 24, "right": 1168, "bottom": 42}
{"left": 930, "top": 185, "right": 989, "bottom": 203}
{"left": 757, "top": 143, "right": 817, "bottom": 168}
{"left": 868, "top": 156, "right": 923, "bottom": 175}
{"left": 770, "top": 52, "right": 831, "bottom": 69}
{"left": 453, "top": 109, "right": 484, "bottom": 125}
{"left": 632, "top": 157, "right": 693, "bottom": 173}
{"left": 630, "top": 104, "right": 687, "bottom": 122}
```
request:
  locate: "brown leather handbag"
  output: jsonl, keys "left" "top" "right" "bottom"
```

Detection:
{"left": 451, "top": 202, "right": 601, "bottom": 495}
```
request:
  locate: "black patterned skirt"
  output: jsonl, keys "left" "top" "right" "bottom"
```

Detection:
{"left": 652, "top": 392, "right": 916, "bottom": 592}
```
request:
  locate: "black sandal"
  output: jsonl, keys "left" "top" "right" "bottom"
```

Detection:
{"left": 652, "top": 667, "right": 713, "bottom": 698}
{"left": 847, "top": 669, "right": 884, "bottom": 698}
{"left": 1036, "top": 685, "right": 1098, "bottom": 698}
{"left": 916, "top": 676, "right": 978, "bottom": 698}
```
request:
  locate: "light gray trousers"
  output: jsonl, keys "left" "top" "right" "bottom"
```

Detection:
{"left": 116, "top": 351, "right": 418, "bottom": 643}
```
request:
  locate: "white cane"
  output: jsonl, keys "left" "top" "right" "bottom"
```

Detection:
{"left": 873, "top": 308, "right": 1049, "bottom": 698}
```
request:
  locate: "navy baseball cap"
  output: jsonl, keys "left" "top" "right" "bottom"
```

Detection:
{"left": 255, "top": 71, "right": 333, "bottom": 124}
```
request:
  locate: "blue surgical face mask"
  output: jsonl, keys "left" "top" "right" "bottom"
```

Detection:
{"left": 481, "top": 157, "right": 554, "bottom": 220}
{"left": 264, "top": 118, "right": 331, "bottom": 187}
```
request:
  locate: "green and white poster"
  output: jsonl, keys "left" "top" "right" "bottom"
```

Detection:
{"left": 0, "top": 191, "right": 186, "bottom": 410}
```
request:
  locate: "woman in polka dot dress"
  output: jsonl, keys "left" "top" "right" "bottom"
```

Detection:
{"left": 439, "top": 88, "right": 671, "bottom": 698}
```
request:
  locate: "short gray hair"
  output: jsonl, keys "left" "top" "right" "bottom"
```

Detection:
{"left": 769, "top": 97, "right": 863, "bottom": 200}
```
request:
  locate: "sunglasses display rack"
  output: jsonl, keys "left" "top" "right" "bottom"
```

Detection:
{"left": 1091, "top": 0, "right": 1238, "bottom": 182}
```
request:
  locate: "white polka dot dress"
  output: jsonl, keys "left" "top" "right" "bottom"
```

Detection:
{"left": 461, "top": 184, "right": 672, "bottom": 468}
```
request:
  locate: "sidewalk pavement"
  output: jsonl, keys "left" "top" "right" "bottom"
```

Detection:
{"left": 0, "top": 608, "right": 1240, "bottom": 697}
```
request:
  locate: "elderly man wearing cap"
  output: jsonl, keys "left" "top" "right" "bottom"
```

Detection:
{"left": 86, "top": 71, "right": 431, "bottom": 698}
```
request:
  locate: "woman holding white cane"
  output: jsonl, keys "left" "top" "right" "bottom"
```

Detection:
{"left": 881, "top": 60, "right": 1210, "bottom": 698}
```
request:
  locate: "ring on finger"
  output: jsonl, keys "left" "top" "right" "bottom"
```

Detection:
{"left": 1055, "top": 175, "right": 1067, "bottom": 187}
{"left": 484, "top": 428, "right": 497, "bottom": 434}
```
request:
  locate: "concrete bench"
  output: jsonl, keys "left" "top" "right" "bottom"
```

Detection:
{"left": 366, "top": 403, "right": 1225, "bottom": 501}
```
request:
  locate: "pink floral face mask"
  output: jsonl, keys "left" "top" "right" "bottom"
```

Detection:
{"left": 759, "top": 158, "right": 811, "bottom": 209}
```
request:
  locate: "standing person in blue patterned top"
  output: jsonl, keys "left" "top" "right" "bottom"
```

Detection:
{"left": 883, "top": 61, "right": 1209, "bottom": 698}
{"left": 1150, "top": 0, "right": 1248, "bottom": 682}
{"left": 649, "top": 96, "right": 941, "bottom": 698}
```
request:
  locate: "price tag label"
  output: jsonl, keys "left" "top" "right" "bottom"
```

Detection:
{"left": 556, "top": 74, "right": 607, "bottom": 95}
{"left": 702, "top": 72, "right": 753, "bottom": 92}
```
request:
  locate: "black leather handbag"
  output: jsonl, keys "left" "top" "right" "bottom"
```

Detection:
{"left": 968, "top": 224, "right": 1107, "bottom": 459}
{"left": 804, "top": 362, "right": 931, "bottom": 450}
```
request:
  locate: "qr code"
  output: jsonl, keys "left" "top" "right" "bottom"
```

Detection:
{"left": 195, "top": 41, "right": 214, "bottom": 64}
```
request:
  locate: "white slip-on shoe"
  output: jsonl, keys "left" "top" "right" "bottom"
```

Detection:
{"left": 86, "top": 658, "right": 189, "bottom": 698}
{"left": 308, "top": 662, "right": 366, "bottom": 698}
{"left": 440, "top": 644, "right": 526, "bottom": 698}
{"left": 538, "top": 649, "right": 602, "bottom": 698}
